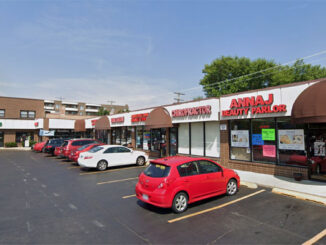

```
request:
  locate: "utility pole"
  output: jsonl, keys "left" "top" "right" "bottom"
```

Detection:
{"left": 174, "top": 92, "right": 185, "bottom": 103}
{"left": 107, "top": 100, "right": 115, "bottom": 105}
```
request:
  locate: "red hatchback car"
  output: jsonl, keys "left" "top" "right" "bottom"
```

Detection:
{"left": 33, "top": 141, "right": 47, "bottom": 152}
{"left": 68, "top": 143, "right": 103, "bottom": 162}
{"left": 136, "top": 156, "right": 240, "bottom": 213}
{"left": 61, "top": 139, "right": 101, "bottom": 158}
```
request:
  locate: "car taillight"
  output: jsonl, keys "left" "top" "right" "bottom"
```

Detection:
{"left": 46, "top": 146, "right": 51, "bottom": 148}
{"left": 84, "top": 156, "right": 93, "bottom": 160}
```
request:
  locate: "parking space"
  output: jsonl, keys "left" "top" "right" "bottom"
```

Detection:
{"left": 1, "top": 151, "right": 326, "bottom": 244}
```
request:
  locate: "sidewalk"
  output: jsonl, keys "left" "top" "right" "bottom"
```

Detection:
{"left": 0, "top": 147, "right": 31, "bottom": 151}
{"left": 237, "top": 169, "right": 326, "bottom": 202}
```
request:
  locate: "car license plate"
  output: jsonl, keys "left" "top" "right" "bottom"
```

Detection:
{"left": 142, "top": 194, "right": 149, "bottom": 200}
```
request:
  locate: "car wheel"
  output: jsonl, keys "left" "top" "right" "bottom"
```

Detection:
{"left": 226, "top": 179, "right": 238, "bottom": 196}
{"left": 136, "top": 156, "right": 146, "bottom": 166}
{"left": 316, "top": 165, "right": 321, "bottom": 175}
{"left": 172, "top": 192, "right": 188, "bottom": 213}
{"left": 97, "top": 160, "right": 107, "bottom": 171}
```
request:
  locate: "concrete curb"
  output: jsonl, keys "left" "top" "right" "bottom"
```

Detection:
{"left": 272, "top": 188, "right": 326, "bottom": 206}
{"left": 0, "top": 147, "right": 31, "bottom": 151}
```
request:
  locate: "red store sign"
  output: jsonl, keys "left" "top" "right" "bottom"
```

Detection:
{"left": 131, "top": 113, "right": 149, "bottom": 122}
{"left": 91, "top": 119, "right": 97, "bottom": 126}
{"left": 172, "top": 105, "right": 211, "bottom": 117}
{"left": 111, "top": 117, "right": 124, "bottom": 123}
{"left": 222, "top": 94, "right": 287, "bottom": 117}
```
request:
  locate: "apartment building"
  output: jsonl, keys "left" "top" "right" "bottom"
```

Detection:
{"left": 44, "top": 100, "right": 129, "bottom": 116}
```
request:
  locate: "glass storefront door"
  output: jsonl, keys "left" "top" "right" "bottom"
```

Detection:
{"left": 151, "top": 128, "right": 167, "bottom": 157}
{"left": 0, "top": 132, "right": 3, "bottom": 147}
{"left": 169, "top": 127, "right": 178, "bottom": 156}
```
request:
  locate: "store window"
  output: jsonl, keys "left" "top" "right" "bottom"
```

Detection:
{"left": 16, "top": 132, "right": 34, "bottom": 143}
{"left": 136, "top": 126, "right": 144, "bottom": 149}
{"left": 277, "top": 118, "right": 306, "bottom": 166}
{"left": 178, "top": 124, "right": 190, "bottom": 154}
{"left": 230, "top": 120, "right": 251, "bottom": 161}
{"left": 205, "top": 122, "right": 220, "bottom": 157}
{"left": 252, "top": 118, "right": 276, "bottom": 163}
{"left": 143, "top": 130, "right": 151, "bottom": 150}
{"left": 0, "top": 109, "right": 4, "bottom": 117}
{"left": 191, "top": 122, "right": 204, "bottom": 156}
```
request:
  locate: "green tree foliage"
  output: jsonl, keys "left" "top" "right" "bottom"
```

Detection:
{"left": 193, "top": 96, "right": 204, "bottom": 101}
{"left": 98, "top": 107, "right": 110, "bottom": 116}
{"left": 200, "top": 56, "right": 326, "bottom": 97}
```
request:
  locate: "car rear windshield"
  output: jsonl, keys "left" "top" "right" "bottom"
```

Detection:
{"left": 89, "top": 146, "right": 103, "bottom": 153}
{"left": 144, "top": 163, "right": 171, "bottom": 178}
{"left": 78, "top": 144, "right": 91, "bottom": 151}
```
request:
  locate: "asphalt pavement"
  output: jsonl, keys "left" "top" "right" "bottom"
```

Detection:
{"left": 0, "top": 151, "right": 325, "bottom": 244}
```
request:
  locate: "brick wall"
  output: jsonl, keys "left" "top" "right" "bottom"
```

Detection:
{"left": 0, "top": 97, "right": 44, "bottom": 119}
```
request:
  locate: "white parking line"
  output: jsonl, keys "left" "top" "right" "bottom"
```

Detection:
{"left": 97, "top": 177, "right": 138, "bottom": 185}
{"left": 92, "top": 220, "right": 105, "bottom": 228}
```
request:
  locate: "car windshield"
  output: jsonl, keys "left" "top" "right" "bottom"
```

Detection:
{"left": 89, "top": 146, "right": 104, "bottom": 153}
{"left": 144, "top": 163, "right": 171, "bottom": 178}
{"left": 78, "top": 144, "right": 91, "bottom": 151}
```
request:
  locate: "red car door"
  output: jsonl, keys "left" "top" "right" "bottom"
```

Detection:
{"left": 197, "top": 160, "right": 225, "bottom": 195}
{"left": 177, "top": 161, "right": 203, "bottom": 199}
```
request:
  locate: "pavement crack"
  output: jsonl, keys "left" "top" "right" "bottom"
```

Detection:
{"left": 114, "top": 217, "right": 152, "bottom": 245}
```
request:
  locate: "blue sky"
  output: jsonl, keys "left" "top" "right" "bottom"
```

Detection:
{"left": 0, "top": 0, "right": 325, "bottom": 109}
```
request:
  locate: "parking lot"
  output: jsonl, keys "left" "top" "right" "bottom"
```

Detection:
{"left": 0, "top": 151, "right": 326, "bottom": 244}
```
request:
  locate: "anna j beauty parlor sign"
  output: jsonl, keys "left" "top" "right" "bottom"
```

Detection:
{"left": 222, "top": 94, "right": 287, "bottom": 117}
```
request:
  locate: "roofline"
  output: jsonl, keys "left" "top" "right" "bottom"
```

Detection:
{"left": 219, "top": 77, "right": 326, "bottom": 98}
{"left": 0, "top": 96, "right": 44, "bottom": 102}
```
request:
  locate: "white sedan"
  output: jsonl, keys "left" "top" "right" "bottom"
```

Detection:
{"left": 78, "top": 145, "right": 149, "bottom": 171}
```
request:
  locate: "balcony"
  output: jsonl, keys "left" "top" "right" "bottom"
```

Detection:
{"left": 85, "top": 108, "right": 99, "bottom": 112}
{"left": 65, "top": 108, "right": 78, "bottom": 112}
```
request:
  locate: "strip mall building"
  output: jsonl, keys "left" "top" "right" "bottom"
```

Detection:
{"left": 1, "top": 78, "right": 326, "bottom": 181}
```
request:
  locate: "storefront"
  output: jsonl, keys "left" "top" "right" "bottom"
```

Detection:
{"left": 219, "top": 79, "right": 326, "bottom": 181}
{"left": 94, "top": 116, "right": 111, "bottom": 144}
{"left": 166, "top": 98, "right": 220, "bottom": 158}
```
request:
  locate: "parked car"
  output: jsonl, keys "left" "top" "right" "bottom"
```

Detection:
{"left": 135, "top": 156, "right": 240, "bottom": 213}
{"left": 33, "top": 141, "right": 47, "bottom": 152}
{"left": 78, "top": 145, "right": 148, "bottom": 171}
{"left": 54, "top": 145, "right": 63, "bottom": 157}
{"left": 284, "top": 154, "right": 326, "bottom": 174}
{"left": 61, "top": 139, "right": 101, "bottom": 159}
{"left": 44, "top": 139, "right": 67, "bottom": 155}
{"left": 68, "top": 143, "right": 103, "bottom": 163}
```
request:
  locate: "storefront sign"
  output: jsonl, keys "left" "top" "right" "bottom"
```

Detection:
{"left": 131, "top": 113, "right": 149, "bottom": 122}
{"left": 262, "top": 129, "right": 275, "bottom": 141}
{"left": 263, "top": 145, "right": 276, "bottom": 157}
{"left": 91, "top": 120, "right": 97, "bottom": 126}
{"left": 172, "top": 105, "right": 211, "bottom": 117}
{"left": 252, "top": 134, "right": 264, "bottom": 145}
{"left": 111, "top": 117, "right": 124, "bottom": 123}
{"left": 314, "top": 141, "right": 325, "bottom": 156}
{"left": 231, "top": 130, "right": 249, "bottom": 147}
{"left": 39, "top": 130, "right": 55, "bottom": 136}
{"left": 222, "top": 94, "right": 287, "bottom": 117}
{"left": 278, "top": 129, "right": 305, "bottom": 150}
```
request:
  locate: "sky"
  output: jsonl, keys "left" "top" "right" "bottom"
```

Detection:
{"left": 0, "top": 0, "right": 326, "bottom": 110}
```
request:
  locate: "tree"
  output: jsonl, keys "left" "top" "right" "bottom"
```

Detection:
{"left": 98, "top": 107, "right": 110, "bottom": 116}
{"left": 193, "top": 96, "right": 204, "bottom": 101}
{"left": 200, "top": 56, "right": 326, "bottom": 97}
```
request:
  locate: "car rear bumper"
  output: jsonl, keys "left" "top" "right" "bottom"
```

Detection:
{"left": 135, "top": 183, "right": 171, "bottom": 208}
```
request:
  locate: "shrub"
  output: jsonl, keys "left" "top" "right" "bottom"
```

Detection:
{"left": 29, "top": 140, "right": 37, "bottom": 147}
{"left": 5, "top": 142, "right": 18, "bottom": 148}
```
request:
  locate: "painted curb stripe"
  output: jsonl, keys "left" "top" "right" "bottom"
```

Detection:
{"left": 272, "top": 188, "right": 326, "bottom": 206}
{"left": 97, "top": 177, "right": 138, "bottom": 185}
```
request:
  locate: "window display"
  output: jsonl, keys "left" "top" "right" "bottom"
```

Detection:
{"left": 136, "top": 126, "right": 144, "bottom": 149}
{"left": 230, "top": 120, "right": 251, "bottom": 161}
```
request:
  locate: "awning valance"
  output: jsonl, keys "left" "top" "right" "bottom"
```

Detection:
{"left": 74, "top": 119, "right": 86, "bottom": 132}
{"left": 95, "top": 116, "right": 111, "bottom": 130}
{"left": 291, "top": 79, "right": 326, "bottom": 124}
{"left": 145, "top": 107, "right": 172, "bottom": 129}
